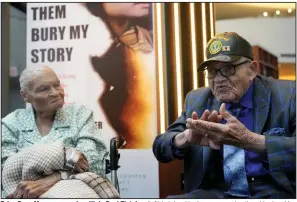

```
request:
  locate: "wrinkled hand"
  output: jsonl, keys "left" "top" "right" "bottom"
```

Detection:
{"left": 188, "top": 103, "right": 252, "bottom": 148}
{"left": 174, "top": 109, "right": 222, "bottom": 149}
{"left": 6, "top": 172, "right": 60, "bottom": 199}
{"left": 185, "top": 109, "right": 223, "bottom": 150}
{"left": 65, "top": 148, "right": 89, "bottom": 173}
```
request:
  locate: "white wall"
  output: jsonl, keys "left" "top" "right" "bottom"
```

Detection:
{"left": 216, "top": 17, "right": 295, "bottom": 63}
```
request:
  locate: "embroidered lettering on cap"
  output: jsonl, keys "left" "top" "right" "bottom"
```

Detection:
{"left": 215, "top": 35, "right": 229, "bottom": 41}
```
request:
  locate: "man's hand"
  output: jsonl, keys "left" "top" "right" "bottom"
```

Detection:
{"left": 188, "top": 103, "right": 266, "bottom": 153}
{"left": 66, "top": 148, "right": 89, "bottom": 173}
{"left": 173, "top": 109, "right": 222, "bottom": 149}
{"left": 6, "top": 172, "right": 60, "bottom": 199}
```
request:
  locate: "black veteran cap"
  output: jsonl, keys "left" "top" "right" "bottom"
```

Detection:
{"left": 198, "top": 32, "right": 254, "bottom": 71}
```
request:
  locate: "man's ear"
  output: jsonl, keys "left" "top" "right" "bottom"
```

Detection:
{"left": 250, "top": 61, "right": 258, "bottom": 75}
{"left": 248, "top": 61, "right": 258, "bottom": 79}
{"left": 20, "top": 90, "right": 29, "bottom": 103}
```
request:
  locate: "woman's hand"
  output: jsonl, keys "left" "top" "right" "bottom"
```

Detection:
{"left": 6, "top": 172, "right": 60, "bottom": 199}
{"left": 65, "top": 148, "right": 89, "bottom": 173}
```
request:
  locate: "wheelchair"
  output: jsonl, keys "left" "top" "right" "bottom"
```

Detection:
{"left": 105, "top": 136, "right": 125, "bottom": 192}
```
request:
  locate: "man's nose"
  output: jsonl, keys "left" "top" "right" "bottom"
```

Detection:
{"left": 213, "top": 71, "right": 226, "bottom": 82}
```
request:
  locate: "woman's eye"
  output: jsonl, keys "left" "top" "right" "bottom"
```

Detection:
{"left": 40, "top": 87, "right": 48, "bottom": 91}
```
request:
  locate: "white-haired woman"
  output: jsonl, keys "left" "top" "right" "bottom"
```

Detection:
{"left": 1, "top": 66, "right": 108, "bottom": 198}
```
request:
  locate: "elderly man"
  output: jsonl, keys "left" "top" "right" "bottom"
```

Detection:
{"left": 153, "top": 32, "right": 295, "bottom": 199}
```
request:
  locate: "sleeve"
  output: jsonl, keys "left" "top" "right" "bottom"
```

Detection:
{"left": 265, "top": 87, "right": 296, "bottom": 173}
{"left": 1, "top": 122, "right": 19, "bottom": 170}
{"left": 170, "top": 135, "right": 190, "bottom": 159}
{"left": 73, "top": 107, "right": 109, "bottom": 177}
{"left": 152, "top": 94, "right": 190, "bottom": 163}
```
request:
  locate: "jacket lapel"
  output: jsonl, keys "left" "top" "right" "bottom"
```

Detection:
{"left": 253, "top": 77, "right": 295, "bottom": 195}
{"left": 253, "top": 76, "right": 271, "bottom": 134}
{"left": 270, "top": 172, "right": 296, "bottom": 195}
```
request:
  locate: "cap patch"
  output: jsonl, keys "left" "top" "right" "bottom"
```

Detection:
{"left": 222, "top": 46, "right": 230, "bottom": 51}
{"left": 209, "top": 40, "right": 222, "bottom": 54}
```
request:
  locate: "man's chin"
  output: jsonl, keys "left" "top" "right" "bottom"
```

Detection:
{"left": 216, "top": 95, "right": 235, "bottom": 103}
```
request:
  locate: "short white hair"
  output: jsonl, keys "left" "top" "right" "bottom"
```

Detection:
{"left": 19, "top": 66, "right": 51, "bottom": 92}
{"left": 239, "top": 56, "right": 253, "bottom": 63}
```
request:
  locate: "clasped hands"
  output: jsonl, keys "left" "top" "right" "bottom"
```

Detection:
{"left": 7, "top": 148, "right": 89, "bottom": 199}
{"left": 174, "top": 103, "right": 256, "bottom": 150}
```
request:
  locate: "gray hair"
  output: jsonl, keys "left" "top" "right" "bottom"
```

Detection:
{"left": 19, "top": 66, "right": 51, "bottom": 92}
{"left": 239, "top": 56, "right": 253, "bottom": 63}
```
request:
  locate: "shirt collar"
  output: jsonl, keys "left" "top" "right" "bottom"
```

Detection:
{"left": 226, "top": 81, "right": 254, "bottom": 110}
{"left": 22, "top": 105, "right": 70, "bottom": 131}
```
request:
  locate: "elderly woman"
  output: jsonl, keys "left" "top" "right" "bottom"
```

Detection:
{"left": 1, "top": 66, "right": 109, "bottom": 198}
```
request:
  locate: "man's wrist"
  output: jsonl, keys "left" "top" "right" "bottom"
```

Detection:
{"left": 173, "top": 132, "right": 190, "bottom": 149}
{"left": 170, "top": 132, "right": 190, "bottom": 159}
{"left": 243, "top": 132, "right": 266, "bottom": 154}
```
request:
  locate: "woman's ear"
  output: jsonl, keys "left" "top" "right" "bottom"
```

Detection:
{"left": 20, "top": 90, "right": 29, "bottom": 103}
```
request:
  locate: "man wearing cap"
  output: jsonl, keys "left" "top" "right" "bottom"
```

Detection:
{"left": 153, "top": 32, "right": 295, "bottom": 198}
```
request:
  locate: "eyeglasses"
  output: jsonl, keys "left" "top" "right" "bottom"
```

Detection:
{"left": 204, "top": 60, "right": 251, "bottom": 79}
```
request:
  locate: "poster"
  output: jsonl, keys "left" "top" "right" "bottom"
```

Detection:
{"left": 26, "top": 3, "right": 159, "bottom": 198}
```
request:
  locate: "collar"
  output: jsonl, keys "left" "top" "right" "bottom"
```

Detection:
{"left": 226, "top": 81, "right": 254, "bottom": 110}
{"left": 21, "top": 105, "right": 70, "bottom": 131}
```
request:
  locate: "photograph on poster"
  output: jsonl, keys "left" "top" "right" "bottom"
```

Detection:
{"left": 85, "top": 3, "right": 156, "bottom": 149}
